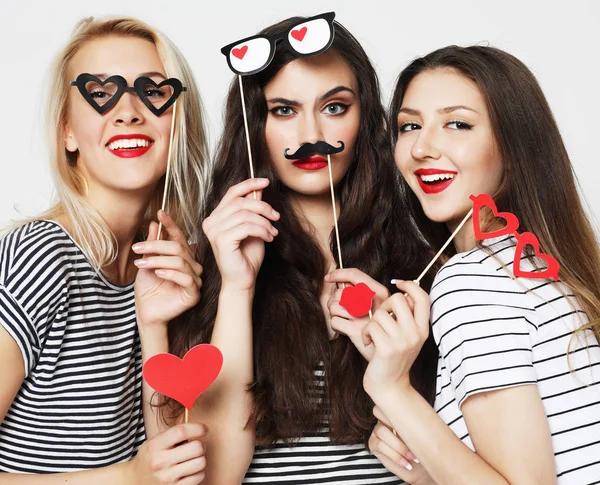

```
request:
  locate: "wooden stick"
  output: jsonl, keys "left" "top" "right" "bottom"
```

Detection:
{"left": 326, "top": 154, "right": 372, "bottom": 319}
{"left": 239, "top": 75, "right": 257, "bottom": 199}
{"left": 414, "top": 208, "right": 474, "bottom": 284}
{"left": 157, "top": 101, "right": 178, "bottom": 240}
{"left": 184, "top": 408, "right": 189, "bottom": 424}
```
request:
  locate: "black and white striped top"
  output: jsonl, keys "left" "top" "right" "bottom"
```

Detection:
{"left": 0, "top": 220, "right": 145, "bottom": 473}
{"left": 243, "top": 363, "right": 404, "bottom": 484}
{"left": 431, "top": 235, "right": 600, "bottom": 484}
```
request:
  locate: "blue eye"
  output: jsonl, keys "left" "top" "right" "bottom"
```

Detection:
{"left": 446, "top": 120, "right": 473, "bottom": 130}
{"left": 399, "top": 122, "right": 420, "bottom": 133}
{"left": 324, "top": 103, "right": 348, "bottom": 115}
{"left": 271, "top": 106, "right": 295, "bottom": 116}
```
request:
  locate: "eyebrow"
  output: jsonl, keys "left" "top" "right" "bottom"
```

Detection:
{"left": 267, "top": 86, "right": 356, "bottom": 106}
{"left": 266, "top": 97, "right": 300, "bottom": 107}
{"left": 320, "top": 85, "right": 356, "bottom": 100}
{"left": 90, "top": 72, "right": 167, "bottom": 81}
{"left": 399, "top": 105, "right": 480, "bottom": 115}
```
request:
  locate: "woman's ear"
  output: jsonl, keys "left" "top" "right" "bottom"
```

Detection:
{"left": 64, "top": 124, "right": 78, "bottom": 153}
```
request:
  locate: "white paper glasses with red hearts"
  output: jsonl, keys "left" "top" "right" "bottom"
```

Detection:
{"left": 221, "top": 12, "right": 336, "bottom": 76}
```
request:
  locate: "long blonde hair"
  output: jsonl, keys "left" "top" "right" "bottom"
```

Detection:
{"left": 9, "top": 16, "right": 209, "bottom": 271}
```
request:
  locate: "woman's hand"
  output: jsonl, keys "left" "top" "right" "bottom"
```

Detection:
{"left": 134, "top": 211, "right": 203, "bottom": 328}
{"left": 130, "top": 423, "right": 208, "bottom": 485}
{"left": 362, "top": 281, "right": 430, "bottom": 399}
{"left": 202, "top": 178, "right": 280, "bottom": 292}
{"left": 325, "top": 268, "right": 391, "bottom": 361}
{"left": 369, "top": 406, "right": 435, "bottom": 485}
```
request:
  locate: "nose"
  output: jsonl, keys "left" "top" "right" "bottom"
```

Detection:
{"left": 297, "top": 111, "right": 324, "bottom": 146}
{"left": 410, "top": 126, "right": 441, "bottom": 162}
{"left": 111, "top": 91, "right": 145, "bottom": 126}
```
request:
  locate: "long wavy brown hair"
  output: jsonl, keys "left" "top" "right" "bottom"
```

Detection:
{"left": 389, "top": 45, "right": 600, "bottom": 342}
{"left": 169, "top": 16, "right": 438, "bottom": 447}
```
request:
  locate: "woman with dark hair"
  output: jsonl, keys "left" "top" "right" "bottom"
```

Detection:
{"left": 354, "top": 45, "right": 600, "bottom": 484}
{"left": 167, "top": 14, "right": 436, "bottom": 485}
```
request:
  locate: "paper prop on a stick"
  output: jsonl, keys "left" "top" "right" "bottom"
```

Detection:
{"left": 395, "top": 194, "right": 560, "bottom": 286}
{"left": 470, "top": 194, "right": 560, "bottom": 280}
{"left": 339, "top": 283, "right": 376, "bottom": 317}
{"left": 143, "top": 344, "right": 223, "bottom": 422}
{"left": 70, "top": 72, "right": 187, "bottom": 240}
{"left": 220, "top": 12, "right": 336, "bottom": 76}
{"left": 220, "top": 12, "right": 337, "bottom": 197}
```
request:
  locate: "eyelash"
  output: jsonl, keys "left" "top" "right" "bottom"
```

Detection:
{"left": 269, "top": 102, "right": 350, "bottom": 117}
{"left": 398, "top": 120, "right": 474, "bottom": 133}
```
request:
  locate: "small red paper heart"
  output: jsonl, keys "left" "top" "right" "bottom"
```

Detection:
{"left": 513, "top": 232, "right": 560, "bottom": 281}
{"left": 470, "top": 194, "right": 520, "bottom": 240}
{"left": 143, "top": 344, "right": 223, "bottom": 410}
{"left": 339, "top": 282, "right": 376, "bottom": 317}
{"left": 232, "top": 45, "right": 248, "bottom": 59}
{"left": 291, "top": 26, "right": 308, "bottom": 42}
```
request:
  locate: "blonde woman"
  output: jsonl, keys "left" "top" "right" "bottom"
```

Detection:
{"left": 0, "top": 17, "right": 209, "bottom": 484}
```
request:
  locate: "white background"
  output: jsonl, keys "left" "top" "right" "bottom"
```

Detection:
{"left": 0, "top": 0, "right": 598, "bottom": 235}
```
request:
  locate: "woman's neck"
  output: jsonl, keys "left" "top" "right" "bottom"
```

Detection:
{"left": 446, "top": 212, "right": 477, "bottom": 254}
{"left": 67, "top": 182, "right": 154, "bottom": 285}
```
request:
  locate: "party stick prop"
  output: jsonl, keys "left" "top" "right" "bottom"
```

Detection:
{"left": 143, "top": 344, "right": 223, "bottom": 423}
{"left": 221, "top": 12, "right": 338, "bottom": 198}
{"left": 157, "top": 101, "right": 178, "bottom": 240}
{"left": 325, "top": 152, "right": 374, "bottom": 320}
{"left": 394, "top": 193, "right": 561, "bottom": 287}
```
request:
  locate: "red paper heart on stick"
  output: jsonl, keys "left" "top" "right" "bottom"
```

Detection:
{"left": 470, "top": 194, "right": 520, "bottom": 240}
{"left": 232, "top": 45, "right": 248, "bottom": 59}
{"left": 291, "top": 26, "right": 308, "bottom": 41}
{"left": 339, "top": 282, "right": 376, "bottom": 317}
{"left": 513, "top": 232, "right": 560, "bottom": 281}
{"left": 143, "top": 344, "right": 223, "bottom": 410}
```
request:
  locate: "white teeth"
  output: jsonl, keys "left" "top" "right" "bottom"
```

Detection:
{"left": 108, "top": 138, "right": 151, "bottom": 150}
{"left": 420, "top": 173, "right": 455, "bottom": 182}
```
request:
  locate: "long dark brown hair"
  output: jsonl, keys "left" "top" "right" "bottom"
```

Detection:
{"left": 389, "top": 45, "right": 600, "bottom": 339}
{"left": 169, "top": 16, "right": 437, "bottom": 447}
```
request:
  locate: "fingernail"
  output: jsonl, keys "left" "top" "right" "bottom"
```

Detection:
{"left": 324, "top": 273, "right": 331, "bottom": 281}
{"left": 272, "top": 209, "right": 280, "bottom": 218}
{"left": 134, "top": 259, "right": 147, "bottom": 267}
{"left": 132, "top": 243, "right": 144, "bottom": 252}
{"left": 398, "top": 457, "right": 412, "bottom": 470}
{"left": 155, "top": 269, "right": 166, "bottom": 276}
{"left": 414, "top": 458, "right": 420, "bottom": 464}
{"left": 390, "top": 279, "right": 405, "bottom": 285}
{"left": 406, "top": 451, "right": 417, "bottom": 461}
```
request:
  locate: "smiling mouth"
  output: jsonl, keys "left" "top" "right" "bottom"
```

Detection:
{"left": 106, "top": 135, "right": 154, "bottom": 159}
{"left": 107, "top": 138, "right": 153, "bottom": 151}
{"left": 415, "top": 170, "right": 457, "bottom": 194}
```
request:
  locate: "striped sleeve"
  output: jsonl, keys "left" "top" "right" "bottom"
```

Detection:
{"left": 0, "top": 285, "right": 38, "bottom": 375}
{"left": 430, "top": 257, "right": 539, "bottom": 407}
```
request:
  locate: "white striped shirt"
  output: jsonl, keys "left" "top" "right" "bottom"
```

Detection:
{"left": 0, "top": 221, "right": 145, "bottom": 473}
{"left": 431, "top": 235, "right": 600, "bottom": 484}
{"left": 243, "top": 363, "right": 404, "bottom": 484}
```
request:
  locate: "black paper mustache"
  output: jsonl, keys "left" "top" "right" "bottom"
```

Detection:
{"left": 283, "top": 140, "right": 345, "bottom": 160}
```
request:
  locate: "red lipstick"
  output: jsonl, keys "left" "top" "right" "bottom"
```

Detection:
{"left": 414, "top": 168, "right": 457, "bottom": 194}
{"left": 106, "top": 133, "right": 154, "bottom": 159}
{"left": 292, "top": 155, "right": 328, "bottom": 171}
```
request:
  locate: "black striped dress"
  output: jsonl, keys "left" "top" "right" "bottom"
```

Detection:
{"left": 431, "top": 235, "right": 600, "bottom": 483}
{"left": 0, "top": 220, "right": 145, "bottom": 473}
{"left": 243, "top": 363, "right": 405, "bottom": 484}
